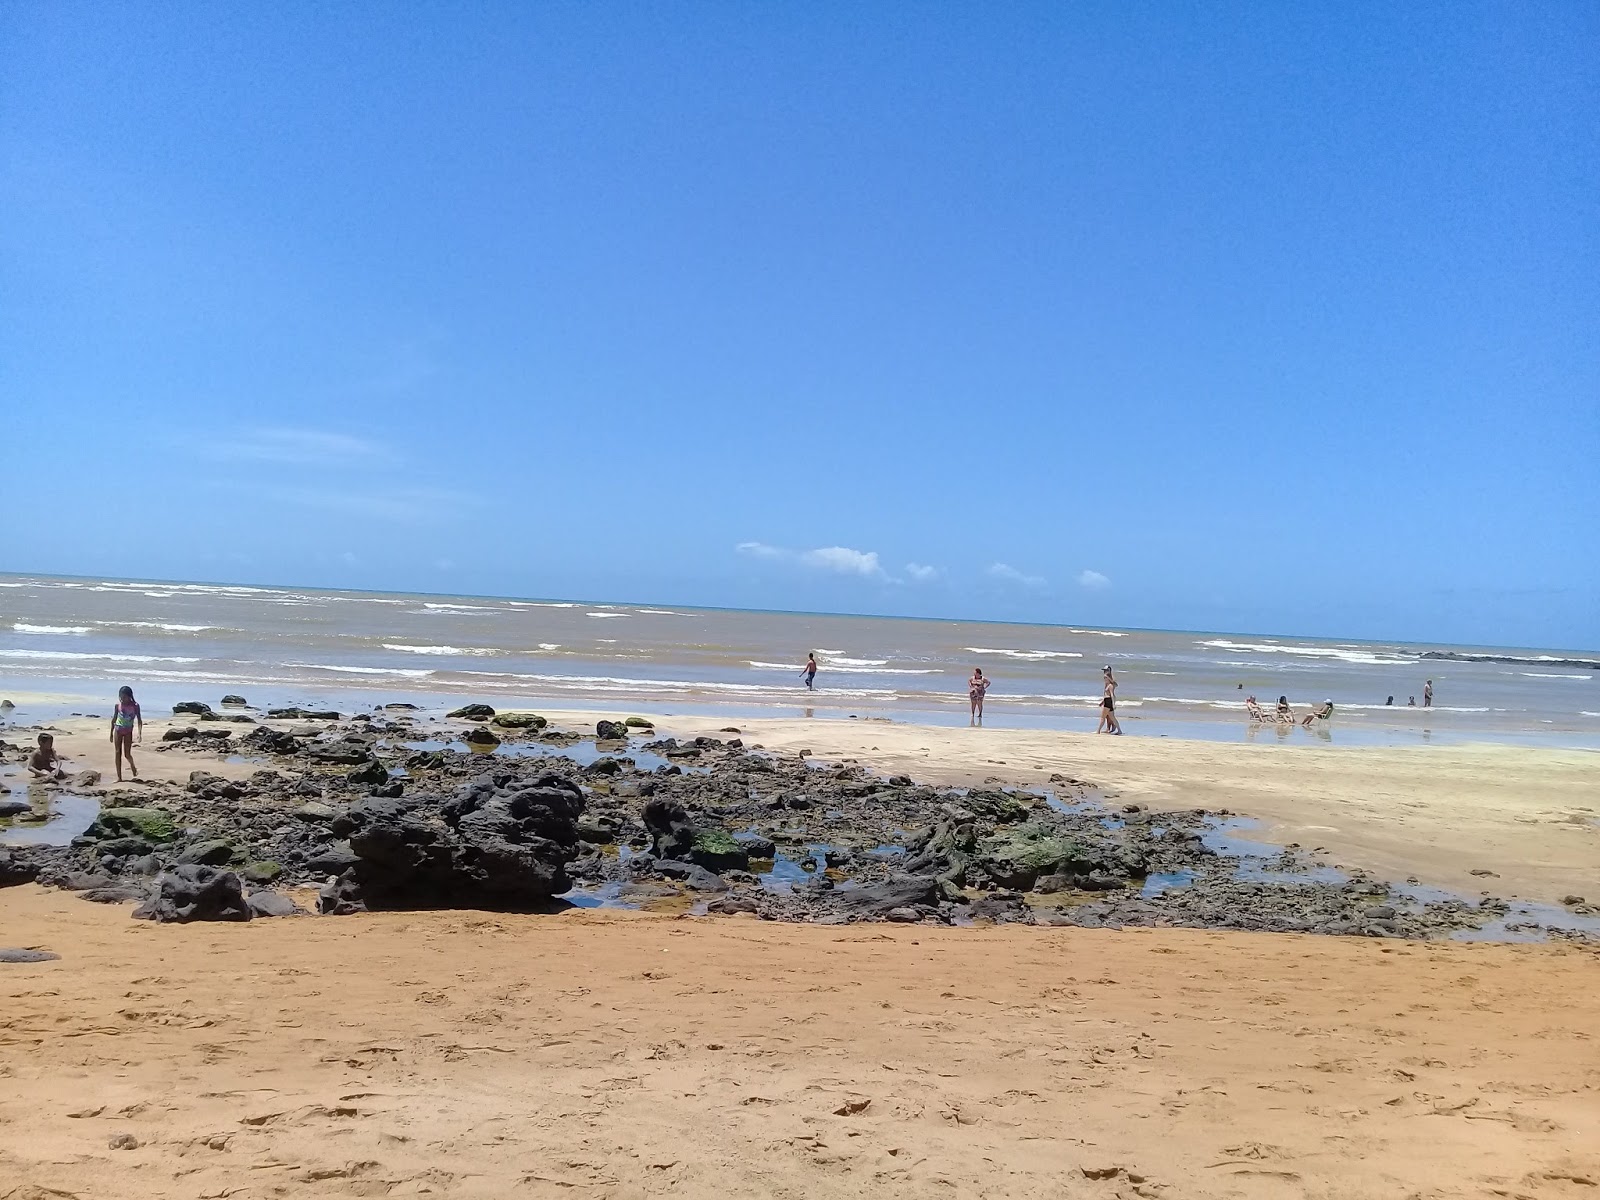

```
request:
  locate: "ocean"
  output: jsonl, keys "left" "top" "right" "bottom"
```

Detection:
{"left": 1, "top": 573, "right": 1596, "bottom": 748}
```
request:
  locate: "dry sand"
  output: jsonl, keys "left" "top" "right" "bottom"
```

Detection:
{"left": 4, "top": 705, "right": 1599, "bottom": 1197}
{"left": 2, "top": 886, "right": 1598, "bottom": 1200}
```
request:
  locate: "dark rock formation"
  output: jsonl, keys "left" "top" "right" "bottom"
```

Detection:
{"left": 329, "top": 772, "right": 584, "bottom": 910}
{"left": 132, "top": 865, "right": 252, "bottom": 923}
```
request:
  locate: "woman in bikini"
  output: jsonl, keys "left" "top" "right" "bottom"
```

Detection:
{"left": 110, "top": 685, "right": 143, "bottom": 781}
{"left": 968, "top": 668, "right": 990, "bottom": 724}
{"left": 1098, "top": 667, "right": 1122, "bottom": 734}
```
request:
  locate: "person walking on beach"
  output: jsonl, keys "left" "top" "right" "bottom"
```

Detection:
{"left": 968, "top": 667, "right": 990, "bottom": 725}
{"left": 110, "top": 684, "right": 143, "bottom": 781}
{"left": 801, "top": 652, "right": 818, "bottom": 690}
{"left": 1423, "top": 679, "right": 1433, "bottom": 708}
{"left": 1098, "top": 666, "right": 1121, "bottom": 734}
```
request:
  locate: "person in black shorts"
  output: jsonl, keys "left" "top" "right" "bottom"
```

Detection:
{"left": 1097, "top": 666, "right": 1121, "bottom": 734}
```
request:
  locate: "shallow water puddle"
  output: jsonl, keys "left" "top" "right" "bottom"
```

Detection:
{"left": 0, "top": 790, "right": 100, "bottom": 847}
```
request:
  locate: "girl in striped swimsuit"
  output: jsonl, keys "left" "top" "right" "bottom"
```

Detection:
{"left": 110, "top": 685, "right": 143, "bottom": 781}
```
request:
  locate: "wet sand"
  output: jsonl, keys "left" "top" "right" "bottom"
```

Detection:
{"left": 1, "top": 886, "right": 1597, "bottom": 1199}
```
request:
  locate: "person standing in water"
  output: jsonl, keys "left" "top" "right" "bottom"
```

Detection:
{"left": 1098, "top": 666, "right": 1121, "bottom": 734}
{"left": 1423, "top": 679, "right": 1433, "bottom": 708}
{"left": 968, "top": 667, "right": 990, "bottom": 725}
{"left": 110, "top": 685, "right": 143, "bottom": 781}
{"left": 801, "top": 652, "right": 818, "bottom": 690}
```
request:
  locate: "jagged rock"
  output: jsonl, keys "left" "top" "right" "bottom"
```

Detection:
{"left": 318, "top": 876, "right": 366, "bottom": 915}
{"left": 221, "top": 694, "right": 248, "bottom": 706}
{"left": 240, "top": 861, "right": 282, "bottom": 884}
{"left": 243, "top": 727, "right": 300, "bottom": 754}
{"left": 331, "top": 772, "right": 584, "bottom": 910}
{"left": 294, "top": 802, "right": 338, "bottom": 822}
{"left": 347, "top": 759, "right": 390, "bottom": 786}
{"left": 655, "top": 860, "right": 728, "bottom": 891}
{"left": 707, "top": 895, "right": 759, "bottom": 915}
{"left": 974, "top": 823, "right": 1139, "bottom": 892}
{"left": 462, "top": 728, "right": 500, "bottom": 748}
{"left": 305, "top": 843, "right": 360, "bottom": 876}
{"left": 447, "top": 704, "right": 496, "bottom": 720}
{"left": 246, "top": 890, "right": 301, "bottom": 917}
{"left": 88, "top": 808, "right": 179, "bottom": 843}
{"left": 172, "top": 701, "right": 213, "bottom": 716}
{"left": 176, "top": 840, "right": 235, "bottom": 867}
{"left": 79, "top": 885, "right": 151, "bottom": 905}
{"left": 307, "top": 745, "right": 370, "bottom": 765}
{"left": 689, "top": 828, "right": 749, "bottom": 872}
{"left": 491, "top": 712, "right": 546, "bottom": 729}
{"left": 586, "top": 757, "right": 623, "bottom": 776}
{"left": 132, "top": 865, "right": 252, "bottom": 923}
{"left": 94, "top": 836, "right": 154, "bottom": 858}
{"left": 643, "top": 797, "right": 693, "bottom": 859}
{"left": 576, "top": 814, "right": 620, "bottom": 843}
{"left": 733, "top": 832, "right": 777, "bottom": 859}
{"left": 827, "top": 876, "right": 939, "bottom": 918}
{"left": 72, "top": 769, "right": 101, "bottom": 787}
{"left": 595, "top": 720, "right": 629, "bottom": 741}
{"left": 0, "top": 849, "right": 41, "bottom": 888}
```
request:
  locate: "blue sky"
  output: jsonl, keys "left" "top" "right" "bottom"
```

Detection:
{"left": 3, "top": 3, "right": 1596, "bottom": 649}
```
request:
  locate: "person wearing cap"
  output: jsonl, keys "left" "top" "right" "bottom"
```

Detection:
{"left": 1097, "top": 666, "right": 1121, "bottom": 734}
{"left": 1301, "top": 699, "right": 1334, "bottom": 727}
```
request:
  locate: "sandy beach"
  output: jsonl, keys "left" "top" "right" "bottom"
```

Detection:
{"left": 2, "top": 885, "right": 1597, "bottom": 1199}
{"left": 5, "top": 698, "right": 1598, "bottom": 1198}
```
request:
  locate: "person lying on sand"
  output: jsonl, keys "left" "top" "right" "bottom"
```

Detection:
{"left": 1301, "top": 700, "right": 1334, "bottom": 727}
{"left": 27, "top": 732, "right": 67, "bottom": 781}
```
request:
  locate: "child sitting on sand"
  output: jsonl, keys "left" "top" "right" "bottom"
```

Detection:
{"left": 27, "top": 732, "right": 67, "bottom": 781}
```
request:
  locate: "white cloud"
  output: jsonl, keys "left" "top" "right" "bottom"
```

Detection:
{"left": 201, "top": 427, "right": 397, "bottom": 467}
{"left": 1078, "top": 569, "right": 1111, "bottom": 590}
{"left": 802, "top": 546, "right": 885, "bottom": 578}
{"left": 987, "top": 562, "right": 1045, "bottom": 588}
{"left": 736, "top": 541, "right": 889, "bottom": 580}
{"left": 905, "top": 563, "right": 940, "bottom": 582}
{"left": 736, "top": 541, "right": 785, "bottom": 559}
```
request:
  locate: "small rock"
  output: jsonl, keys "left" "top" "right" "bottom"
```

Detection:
{"left": 0, "top": 948, "right": 60, "bottom": 963}
{"left": 108, "top": 1133, "right": 139, "bottom": 1150}
{"left": 1563, "top": 895, "right": 1585, "bottom": 906}
{"left": 221, "top": 694, "right": 248, "bottom": 706}
{"left": 446, "top": 703, "right": 496, "bottom": 720}
{"left": 246, "top": 890, "right": 302, "bottom": 918}
{"left": 294, "top": 802, "right": 338, "bottom": 822}
{"left": 177, "top": 840, "right": 235, "bottom": 867}
{"left": 172, "top": 701, "right": 213, "bottom": 716}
